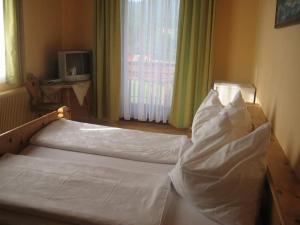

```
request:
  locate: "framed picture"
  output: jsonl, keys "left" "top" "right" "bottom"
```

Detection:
{"left": 275, "top": 0, "right": 300, "bottom": 28}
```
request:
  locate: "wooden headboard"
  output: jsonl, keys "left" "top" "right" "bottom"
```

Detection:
{"left": 0, "top": 104, "right": 299, "bottom": 225}
{"left": 247, "top": 104, "right": 300, "bottom": 225}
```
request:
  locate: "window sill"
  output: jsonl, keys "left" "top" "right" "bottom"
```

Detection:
{"left": 0, "top": 83, "right": 19, "bottom": 92}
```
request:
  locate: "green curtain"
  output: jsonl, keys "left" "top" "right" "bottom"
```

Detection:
{"left": 169, "top": 0, "right": 215, "bottom": 128}
{"left": 94, "top": 0, "right": 121, "bottom": 122}
{"left": 3, "top": 0, "right": 22, "bottom": 85}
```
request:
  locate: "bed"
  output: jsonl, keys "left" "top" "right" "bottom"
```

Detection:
{"left": 0, "top": 106, "right": 299, "bottom": 225}
{"left": 0, "top": 145, "right": 220, "bottom": 225}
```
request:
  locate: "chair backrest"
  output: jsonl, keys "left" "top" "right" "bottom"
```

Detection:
{"left": 25, "top": 74, "right": 42, "bottom": 106}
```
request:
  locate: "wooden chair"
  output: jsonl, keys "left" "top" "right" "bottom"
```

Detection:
{"left": 25, "top": 74, "right": 63, "bottom": 115}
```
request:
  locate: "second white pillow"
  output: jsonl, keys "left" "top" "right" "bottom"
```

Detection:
{"left": 192, "top": 90, "right": 253, "bottom": 143}
{"left": 191, "top": 90, "right": 223, "bottom": 143}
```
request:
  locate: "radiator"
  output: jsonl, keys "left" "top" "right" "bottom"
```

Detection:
{"left": 0, "top": 87, "right": 35, "bottom": 133}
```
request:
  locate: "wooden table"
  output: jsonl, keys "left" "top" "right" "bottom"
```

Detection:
{"left": 41, "top": 80, "right": 91, "bottom": 120}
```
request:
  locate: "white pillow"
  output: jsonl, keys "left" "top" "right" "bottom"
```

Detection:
{"left": 192, "top": 90, "right": 253, "bottom": 143}
{"left": 169, "top": 122, "right": 271, "bottom": 225}
{"left": 225, "top": 92, "right": 253, "bottom": 139}
{"left": 189, "top": 109, "right": 235, "bottom": 159}
{"left": 191, "top": 90, "right": 223, "bottom": 142}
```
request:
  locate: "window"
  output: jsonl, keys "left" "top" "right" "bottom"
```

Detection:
{"left": 0, "top": 0, "right": 6, "bottom": 83}
{"left": 121, "top": 0, "right": 180, "bottom": 123}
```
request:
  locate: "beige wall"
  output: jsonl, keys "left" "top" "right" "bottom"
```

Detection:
{"left": 22, "top": 0, "right": 93, "bottom": 79}
{"left": 62, "top": 0, "right": 94, "bottom": 50}
{"left": 22, "top": 0, "right": 63, "bottom": 79}
{"left": 213, "top": 0, "right": 259, "bottom": 83}
{"left": 254, "top": 0, "right": 300, "bottom": 178}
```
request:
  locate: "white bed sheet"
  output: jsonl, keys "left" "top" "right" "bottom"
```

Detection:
{"left": 12, "top": 145, "right": 220, "bottom": 225}
{"left": 0, "top": 153, "right": 170, "bottom": 225}
{"left": 29, "top": 119, "right": 192, "bottom": 164}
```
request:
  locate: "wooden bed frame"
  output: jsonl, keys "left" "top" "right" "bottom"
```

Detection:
{"left": 0, "top": 105, "right": 299, "bottom": 225}
{"left": 0, "top": 106, "right": 71, "bottom": 156}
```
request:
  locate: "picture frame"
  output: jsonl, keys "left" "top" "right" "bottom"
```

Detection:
{"left": 275, "top": 0, "right": 300, "bottom": 28}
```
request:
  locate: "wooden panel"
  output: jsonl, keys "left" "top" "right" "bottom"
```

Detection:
{"left": 266, "top": 136, "right": 300, "bottom": 225}
{"left": 0, "top": 106, "right": 70, "bottom": 155}
{"left": 244, "top": 103, "right": 300, "bottom": 225}
{"left": 246, "top": 104, "right": 300, "bottom": 225}
{"left": 247, "top": 103, "right": 268, "bottom": 129}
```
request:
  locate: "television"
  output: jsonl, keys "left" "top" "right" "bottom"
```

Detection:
{"left": 58, "top": 51, "right": 91, "bottom": 82}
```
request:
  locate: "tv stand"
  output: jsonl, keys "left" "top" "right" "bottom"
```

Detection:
{"left": 41, "top": 80, "right": 91, "bottom": 121}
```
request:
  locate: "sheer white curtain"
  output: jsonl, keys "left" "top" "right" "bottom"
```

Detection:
{"left": 0, "top": 0, "right": 6, "bottom": 83}
{"left": 121, "top": 0, "right": 180, "bottom": 123}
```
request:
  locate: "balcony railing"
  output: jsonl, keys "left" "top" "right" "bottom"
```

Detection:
{"left": 126, "top": 59, "right": 175, "bottom": 105}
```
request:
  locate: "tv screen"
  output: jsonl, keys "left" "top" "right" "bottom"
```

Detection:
{"left": 65, "top": 52, "right": 91, "bottom": 76}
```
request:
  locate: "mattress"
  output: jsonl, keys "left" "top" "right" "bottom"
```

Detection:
{"left": 0, "top": 145, "right": 220, "bottom": 225}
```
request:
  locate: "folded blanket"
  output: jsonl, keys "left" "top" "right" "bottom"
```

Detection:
{"left": 30, "top": 119, "right": 191, "bottom": 164}
{"left": 0, "top": 154, "right": 171, "bottom": 225}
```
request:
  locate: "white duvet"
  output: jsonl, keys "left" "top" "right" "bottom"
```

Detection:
{"left": 30, "top": 119, "right": 191, "bottom": 164}
{"left": 0, "top": 154, "right": 171, "bottom": 225}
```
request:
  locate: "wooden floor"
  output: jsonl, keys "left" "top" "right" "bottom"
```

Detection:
{"left": 78, "top": 117, "right": 191, "bottom": 137}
